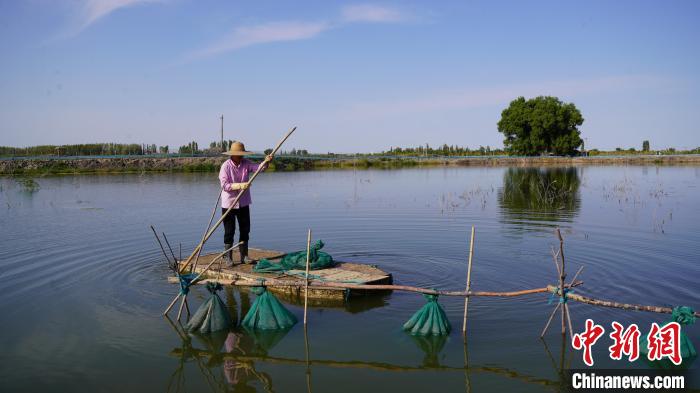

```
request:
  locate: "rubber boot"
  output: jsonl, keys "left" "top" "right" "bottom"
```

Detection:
{"left": 224, "top": 243, "right": 234, "bottom": 267}
{"left": 239, "top": 242, "right": 253, "bottom": 264}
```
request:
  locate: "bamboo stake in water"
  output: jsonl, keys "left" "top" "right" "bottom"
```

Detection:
{"left": 177, "top": 294, "right": 191, "bottom": 322}
{"left": 304, "top": 325, "right": 313, "bottom": 393}
{"left": 165, "top": 242, "right": 241, "bottom": 316}
{"left": 541, "top": 303, "right": 561, "bottom": 338}
{"left": 556, "top": 229, "right": 567, "bottom": 335}
{"left": 178, "top": 126, "right": 296, "bottom": 274}
{"left": 462, "top": 226, "right": 475, "bottom": 335}
{"left": 303, "top": 229, "right": 312, "bottom": 325}
{"left": 162, "top": 232, "right": 177, "bottom": 263}
{"left": 569, "top": 266, "right": 584, "bottom": 287}
{"left": 463, "top": 339, "right": 472, "bottom": 393}
{"left": 150, "top": 225, "right": 173, "bottom": 266}
{"left": 564, "top": 303, "right": 574, "bottom": 338}
{"left": 164, "top": 242, "right": 243, "bottom": 316}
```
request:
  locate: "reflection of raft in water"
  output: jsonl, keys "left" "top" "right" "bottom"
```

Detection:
{"left": 171, "top": 248, "right": 393, "bottom": 302}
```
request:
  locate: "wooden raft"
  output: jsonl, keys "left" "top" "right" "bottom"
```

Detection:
{"left": 180, "top": 248, "right": 393, "bottom": 301}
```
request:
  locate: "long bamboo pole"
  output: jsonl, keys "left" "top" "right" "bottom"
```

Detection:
{"left": 462, "top": 226, "right": 475, "bottom": 335}
{"left": 190, "top": 190, "right": 222, "bottom": 274}
{"left": 303, "top": 229, "right": 312, "bottom": 325}
{"left": 177, "top": 126, "right": 296, "bottom": 274}
{"left": 163, "top": 242, "right": 243, "bottom": 315}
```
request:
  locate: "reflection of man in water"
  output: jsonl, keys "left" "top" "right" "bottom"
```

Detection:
{"left": 223, "top": 288, "right": 273, "bottom": 392}
{"left": 223, "top": 333, "right": 272, "bottom": 392}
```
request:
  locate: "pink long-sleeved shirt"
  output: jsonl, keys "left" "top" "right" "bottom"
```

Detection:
{"left": 218, "top": 158, "right": 267, "bottom": 209}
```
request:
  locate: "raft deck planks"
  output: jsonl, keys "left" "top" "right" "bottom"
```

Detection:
{"left": 183, "top": 248, "right": 393, "bottom": 301}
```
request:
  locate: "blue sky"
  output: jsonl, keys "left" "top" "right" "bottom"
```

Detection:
{"left": 1, "top": 0, "right": 698, "bottom": 153}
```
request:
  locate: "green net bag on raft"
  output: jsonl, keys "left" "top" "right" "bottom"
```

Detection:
{"left": 403, "top": 294, "right": 451, "bottom": 336}
{"left": 242, "top": 286, "right": 298, "bottom": 330}
{"left": 254, "top": 240, "right": 334, "bottom": 273}
{"left": 640, "top": 306, "right": 697, "bottom": 366}
{"left": 185, "top": 282, "right": 232, "bottom": 334}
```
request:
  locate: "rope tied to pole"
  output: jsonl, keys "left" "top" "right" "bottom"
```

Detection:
{"left": 205, "top": 281, "right": 223, "bottom": 294}
{"left": 548, "top": 286, "right": 573, "bottom": 304}
{"left": 251, "top": 279, "right": 267, "bottom": 296}
{"left": 178, "top": 273, "right": 198, "bottom": 296}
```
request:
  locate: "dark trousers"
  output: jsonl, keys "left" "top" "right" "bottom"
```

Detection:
{"left": 222, "top": 206, "right": 250, "bottom": 245}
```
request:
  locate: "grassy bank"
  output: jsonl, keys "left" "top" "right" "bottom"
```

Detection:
{"left": 0, "top": 156, "right": 427, "bottom": 175}
{"left": 1, "top": 154, "right": 699, "bottom": 176}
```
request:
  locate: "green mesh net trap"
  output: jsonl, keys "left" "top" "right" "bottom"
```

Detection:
{"left": 242, "top": 286, "right": 298, "bottom": 330}
{"left": 640, "top": 306, "right": 697, "bottom": 368}
{"left": 185, "top": 282, "right": 233, "bottom": 334}
{"left": 254, "top": 240, "right": 334, "bottom": 273}
{"left": 403, "top": 294, "right": 451, "bottom": 336}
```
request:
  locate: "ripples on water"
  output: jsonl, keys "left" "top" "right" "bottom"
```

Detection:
{"left": 0, "top": 166, "right": 698, "bottom": 392}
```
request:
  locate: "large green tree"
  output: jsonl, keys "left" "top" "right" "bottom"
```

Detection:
{"left": 497, "top": 96, "right": 584, "bottom": 156}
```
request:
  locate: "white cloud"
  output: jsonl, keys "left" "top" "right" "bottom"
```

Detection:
{"left": 54, "top": 0, "right": 163, "bottom": 39}
{"left": 341, "top": 4, "right": 405, "bottom": 23}
{"left": 184, "top": 4, "right": 410, "bottom": 60}
{"left": 188, "top": 21, "right": 331, "bottom": 59}
{"left": 81, "top": 0, "right": 153, "bottom": 28}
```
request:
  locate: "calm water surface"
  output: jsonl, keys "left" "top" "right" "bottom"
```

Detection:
{"left": 0, "top": 166, "right": 698, "bottom": 392}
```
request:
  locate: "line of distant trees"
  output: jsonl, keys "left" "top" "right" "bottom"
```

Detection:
{"left": 0, "top": 143, "right": 167, "bottom": 157}
{"left": 382, "top": 144, "right": 506, "bottom": 156}
{"left": 2, "top": 139, "right": 698, "bottom": 159}
{"left": 0, "top": 140, "right": 311, "bottom": 158}
{"left": 383, "top": 142, "right": 700, "bottom": 157}
{"left": 587, "top": 145, "right": 700, "bottom": 156}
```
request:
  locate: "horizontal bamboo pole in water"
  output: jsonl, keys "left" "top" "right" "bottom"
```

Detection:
{"left": 167, "top": 275, "right": 582, "bottom": 297}
{"left": 564, "top": 292, "right": 700, "bottom": 317}
{"left": 169, "top": 276, "right": 700, "bottom": 317}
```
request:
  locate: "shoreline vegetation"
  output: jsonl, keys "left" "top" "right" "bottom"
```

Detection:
{"left": 2, "top": 154, "right": 700, "bottom": 175}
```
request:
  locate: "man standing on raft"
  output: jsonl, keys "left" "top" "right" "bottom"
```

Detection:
{"left": 219, "top": 141, "right": 272, "bottom": 265}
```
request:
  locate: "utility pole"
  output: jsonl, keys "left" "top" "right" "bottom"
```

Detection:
{"left": 220, "top": 115, "right": 224, "bottom": 151}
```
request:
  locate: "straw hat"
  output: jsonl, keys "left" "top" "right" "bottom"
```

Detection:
{"left": 222, "top": 141, "right": 253, "bottom": 156}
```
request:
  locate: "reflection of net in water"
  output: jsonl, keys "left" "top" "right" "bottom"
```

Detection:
{"left": 409, "top": 334, "right": 448, "bottom": 367}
